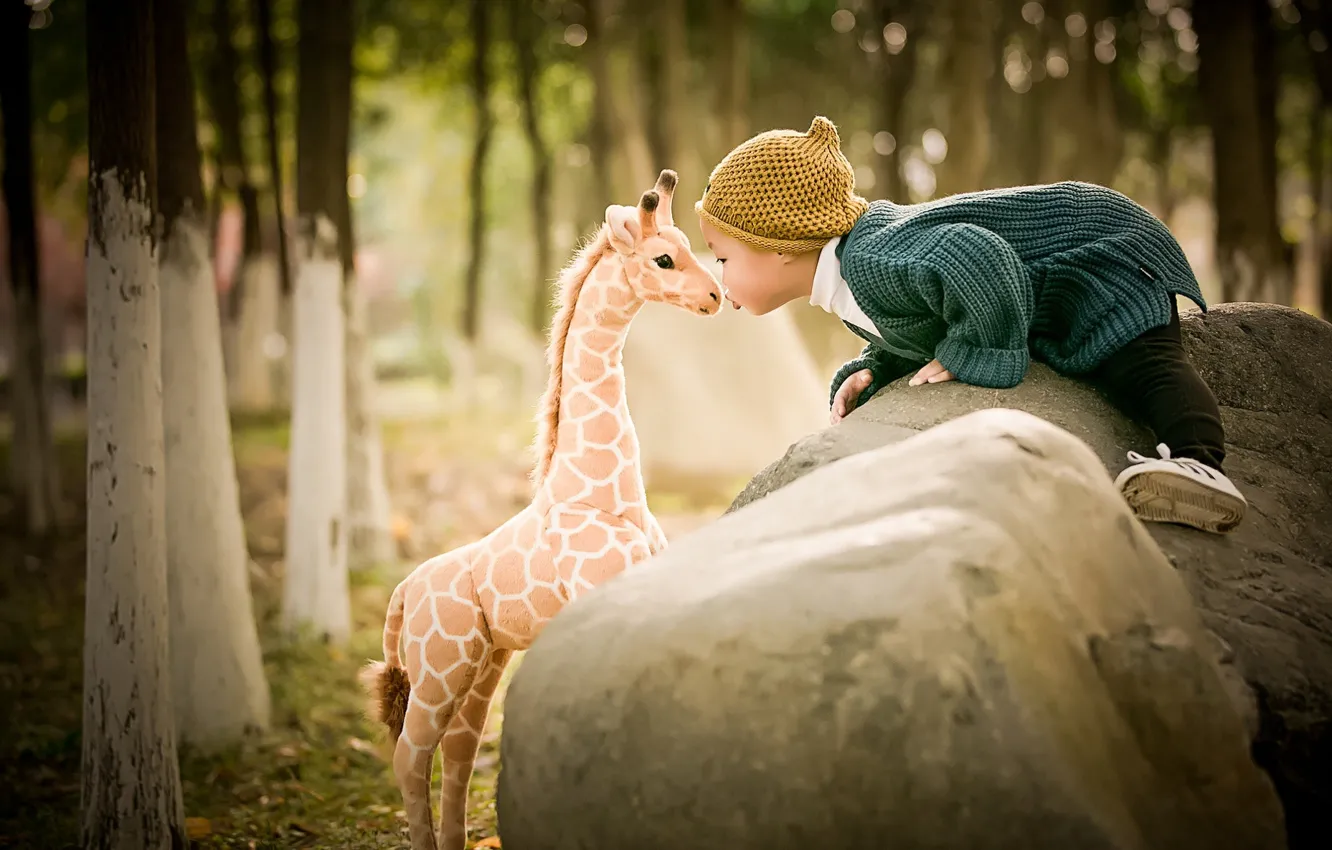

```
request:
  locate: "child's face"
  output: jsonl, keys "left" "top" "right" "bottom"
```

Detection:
{"left": 699, "top": 220, "right": 815, "bottom": 316}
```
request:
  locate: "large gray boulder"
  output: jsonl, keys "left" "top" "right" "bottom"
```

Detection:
{"left": 497, "top": 407, "right": 1287, "bottom": 850}
{"left": 729, "top": 303, "right": 1332, "bottom": 847}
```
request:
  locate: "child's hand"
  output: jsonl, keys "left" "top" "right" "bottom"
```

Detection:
{"left": 909, "top": 359, "right": 955, "bottom": 386}
{"left": 830, "top": 369, "right": 874, "bottom": 424}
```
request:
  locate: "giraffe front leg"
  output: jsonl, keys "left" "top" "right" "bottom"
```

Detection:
{"left": 547, "top": 505, "right": 653, "bottom": 603}
{"left": 645, "top": 512, "right": 668, "bottom": 556}
{"left": 437, "top": 648, "right": 513, "bottom": 850}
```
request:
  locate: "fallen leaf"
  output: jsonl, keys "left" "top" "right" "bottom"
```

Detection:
{"left": 473, "top": 837, "right": 502, "bottom": 848}
{"left": 289, "top": 820, "right": 323, "bottom": 836}
{"left": 185, "top": 817, "right": 212, "bottom": 839}
{"left": 347, "top": 736, "right": 379, "bottom": 756}
{"left": 276, "top": 744, "right": 299, "bottom": 759}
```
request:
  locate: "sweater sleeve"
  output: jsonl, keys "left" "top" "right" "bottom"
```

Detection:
{"left": 920, "top": 223, "right": 1034, "bottom": 389}
{"left": 829, "top": 342, "right": 917, "bottom": 409}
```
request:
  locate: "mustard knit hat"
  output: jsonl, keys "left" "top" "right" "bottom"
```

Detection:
{"left": 695, "top": 116, "right": 870, "bottom": 253}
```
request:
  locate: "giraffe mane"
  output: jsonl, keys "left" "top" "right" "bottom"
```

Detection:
{"left": 531, "top": 224, "right": 613, "bottom": 489}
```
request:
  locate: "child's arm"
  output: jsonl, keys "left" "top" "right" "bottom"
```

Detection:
{"left": 829, "top": 343, "right": 917, "bottom": 410}
{"left": 920, "top": 223, "right": 1034, "bottom": 389}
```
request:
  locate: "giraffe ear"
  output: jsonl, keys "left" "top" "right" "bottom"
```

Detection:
{"left": 605, "top": 204, "right": 641, "bottom": 254}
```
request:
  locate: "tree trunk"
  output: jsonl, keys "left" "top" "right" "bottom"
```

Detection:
{"left": 286, "top": 0, "right": 352, "bottom": 642}
{"left": 461, "top": 0, "right": 492, "bottom": 342}
{"left": 227, "top": 255, "right": 284, "bottom": 412}
{"left": 981, "top": 1, "right": 1020, "bottom": 189}
{"left": 211, "top": 0, "right": 262, "bottom": 314}
{"left": 1322, "top": 138, "right": 1332, "bottom": 319}
{"left": 1295, "top": 0, "right": 1332, "bottom": 314}
{"left": 1251, "top": 0, "right": 1292, "bottom": 304}
{"left": 1313, "top": 103, "right": 1332, "bottom": 317}
{"left": 508, "top": 0, "right": 554, "bottom": 335}
{"left": 648, "top": 0, "right": 706, "bottom": 248}
{"left": 1016, "top": 10, "right": 1050, "bottom": 186}
{"left": 344, "top": 275, "right": 394, "bottom": 571}
{"left": 867, "top": 0, "right": 919, "bottom": 203}
{"left": 1045, "top": 0, "right": 1122, "bottom": 186}
{"left": 1150, "top": 124, "right": 1176, "bottom": 224}
{"left": 712, "top": 0, "right": 749, "bottom": 155}
{"left": 640, "top": 0, "right": 689, "bottom": 173}
{"left": 1, "top": 0, "right": 60, "bottom": 535}
{"left": 640, "top": 8, "right": 669, "bottom": 172}
{"left": 254, "top": 0, "right": 292, "bottom": 297}
{"left": 211, "top": 0, "right": 281, "bottom": 410}
{"left": 335, "top": 16, "right": 392, "bottom": 574}
{"left": 606, "top": 29, "right": 655, "bottom": 196}
{"left": 583, "top": 0, "right": 614, "bottom": 232}
{"left": 82, "top": 0, "right": 188, "bottom": 846}
{"left": 1195, "top": 0, "right": 1289, "bottom": 304}
{"left": 936, "top": 0, "right": 993, "bottom": 197}
{"left": 156, "top": 0, "right": 272, "bottom": 747}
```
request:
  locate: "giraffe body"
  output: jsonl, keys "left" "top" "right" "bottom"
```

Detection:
{"left": 362, "top": 172, "right": 722, "bottom": 850}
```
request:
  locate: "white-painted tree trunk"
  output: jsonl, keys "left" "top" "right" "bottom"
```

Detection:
{"left": 160, "top": 217, "right": 272, "bottom": 745}
{"left": 282, "top": 216, "right": 350, "bottom": 642}
{"left": 82, "top": 170, "right": 187, "bottom": 848}
{"left": 344, "top": 277, "right": 395, "bottom": 570}
{"left": 226, "top": 255, "right": 284, "bottom": 413}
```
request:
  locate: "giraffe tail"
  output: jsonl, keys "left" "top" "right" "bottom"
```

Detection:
{"left": 359, "top": 578, "right": 411, "bottom": 743}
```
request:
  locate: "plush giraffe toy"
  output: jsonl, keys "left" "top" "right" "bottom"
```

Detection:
{"left": 361, "top": 170, "right": 722, "bottom": 850}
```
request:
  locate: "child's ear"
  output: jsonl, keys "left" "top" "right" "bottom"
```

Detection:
{"left": 605, "top": 205, "right": 641, "bottom": 254}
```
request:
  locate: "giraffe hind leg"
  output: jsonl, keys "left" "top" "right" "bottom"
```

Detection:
{"left": 394, "top": 703, "right": 441, "bottom": 850}
{"left": 396, "top": 554, "right": 491, "bottom": 850}
{"left": 437, "top": 648, "right": 513, "bottom": 850}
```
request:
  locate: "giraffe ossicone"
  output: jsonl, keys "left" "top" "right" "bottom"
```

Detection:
{"left": 360, "top": 169, "right": 723, "bottom": 850}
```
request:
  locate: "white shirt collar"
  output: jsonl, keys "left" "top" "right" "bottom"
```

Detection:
{"left": 808, "top": 237, "right": 844, "bottom": 314}
{"left": 807, "top": 235, "right": 879, "bottom": 337}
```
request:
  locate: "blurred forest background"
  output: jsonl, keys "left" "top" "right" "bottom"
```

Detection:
{"left": 2, "top": 0, "right": 1330, "bottom": 848}
{"left": 4, "top": 0, "right": 1331, "bottom": 395}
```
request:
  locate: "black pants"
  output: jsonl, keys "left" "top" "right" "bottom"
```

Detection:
{"left": 1089, "top": 300, "right": 1227, "bottom": 471}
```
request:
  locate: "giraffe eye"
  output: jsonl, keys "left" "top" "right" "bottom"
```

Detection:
{"left": 653, "top": 254, "right": 674, "bottom": 270}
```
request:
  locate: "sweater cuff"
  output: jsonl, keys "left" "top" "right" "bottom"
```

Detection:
{"left": 829, "top": 356, "right": 887, "bottom": 409}
{"left": 935, "top": 337, "right": 1029, "bottom": 389}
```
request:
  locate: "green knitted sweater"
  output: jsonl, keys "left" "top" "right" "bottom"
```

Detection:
{"left": 828, "top": 181, "right": 1207, "bottom": 408}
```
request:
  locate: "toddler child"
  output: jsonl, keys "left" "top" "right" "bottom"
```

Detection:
{"left": 695, "top": 115, "right": 1246, "bottom": 534}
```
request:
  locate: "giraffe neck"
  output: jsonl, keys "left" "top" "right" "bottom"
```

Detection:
{"left": 542, "top": 255, "right": 649, "bottom": 520}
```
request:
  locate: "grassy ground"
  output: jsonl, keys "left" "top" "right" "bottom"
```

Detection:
{"left": 0, "top": 401, "right": 729, "bottom": 849}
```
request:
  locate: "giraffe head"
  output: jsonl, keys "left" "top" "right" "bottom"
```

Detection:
{"left": 604, "top": 170, "right": 723, "bottom": 316}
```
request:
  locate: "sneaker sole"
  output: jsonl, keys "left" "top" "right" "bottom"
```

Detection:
{"left": 1120, "top": 469, "right": 1246, "bottom": 534}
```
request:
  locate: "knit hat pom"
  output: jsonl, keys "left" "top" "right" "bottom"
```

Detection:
{"left": 807, "top": 116, "right": 840, "bottom": 149}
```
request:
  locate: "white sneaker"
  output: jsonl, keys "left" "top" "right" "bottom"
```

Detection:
{"left": 1113, "top": 443, "right": 1247, "bottom": 534}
